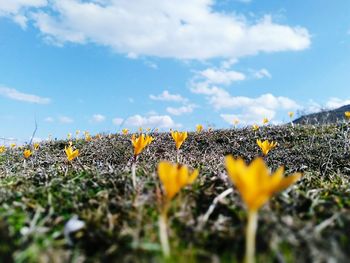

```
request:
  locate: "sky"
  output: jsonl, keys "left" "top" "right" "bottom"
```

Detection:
{"left": 0, "top": 0, "right": 350, "bottom": 143}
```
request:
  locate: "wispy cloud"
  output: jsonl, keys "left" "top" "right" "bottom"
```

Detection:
{"left": 124, "top": 114, "right": 180, "bottom": 129}
{"left": 166, "top": 104, "right": 197, "bottom": 116}
{"left": 112, "top": 117, "right": 124, "bottom": 126}
{"left": 253, "top": 68, "right": 272, "bottom": 79}
{"left": 150, "top": 90, "right": 188, "bottom": 103}
{"left": 0, "top": 86, "right": 50, "bottom": 104}
{"left": 198, "top": 68, "right": 246, "bottom": 85}
{"left": 59, "top": 116, "right": 74, "bottom": 124}
{"left": 90, "top": 114, "right": 106, "bottom": 123}
{"left": 44, "top": 116, "right": 54, "bottom": 123}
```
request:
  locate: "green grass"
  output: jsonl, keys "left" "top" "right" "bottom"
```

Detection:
{"left": 0, "top": 124, "right": 350, "bottom": 262}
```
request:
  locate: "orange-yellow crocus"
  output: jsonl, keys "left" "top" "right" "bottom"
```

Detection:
{"left": 252, "top": 124, "right": 259, "bottom": 131}
{"left": 0, "top": 146, "right": 6, "bottom": 153}
{"left": 131, "top": 134, "right": 153, "bottom": 156}
{"left": 10, "top": 143, "right": 16, "bottom": 148}
{"left": 157, "top": 161, "right": 199, "bottom": 257}
{"left": 262, "top": 118, "right": 269, "bottom": 125}
{"left": 65, "top": 146, "right": 79, "bottom": 161}
{"left": 345, "top": 111, "right": 350, "bottom": 119}
{"left": 85, "top": 133, "right": 92, "bottom": 142}
{"left": 257, "top": 139, "right": 277, "bottom": 156}
{"left": 196, "top": 124, "right": 203, "bottom": 133}
{"left": 225, "top": 156, "right": 301, "bottom": 211}
{"left": 288, "top": 112, "right": 294, "bottom": 119}
{"left": 225, "top": 156, "right": 301, "bottom": 263}
{"left": 122, "top": 128, "right": 129, "bottom": 135}
{"left": 171, "top": 131, "right": 188, "bottom": 150}
{"left": 23, "top": 149, "right": 32, "bottom": 159}
{"left": 34, "top": 143, "right": 40, "bottom": 150}
{"left": 158, "top": 161, "right": 199, "bottom": 201}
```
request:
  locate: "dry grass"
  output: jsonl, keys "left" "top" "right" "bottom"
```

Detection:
{"left": 0, "top": 124, "right": 350, "bottom": 262}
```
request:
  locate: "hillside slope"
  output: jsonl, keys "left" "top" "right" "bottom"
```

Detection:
{"left": 0, "top": 124, "right": 350, "bottom": 262}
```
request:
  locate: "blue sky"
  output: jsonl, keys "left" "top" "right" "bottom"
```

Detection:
{"left": 0, "top": 0, "right": 350, "bottom": 143}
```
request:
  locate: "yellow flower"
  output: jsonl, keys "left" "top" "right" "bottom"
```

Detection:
{"left": 252, "top": 124, "right": 259, "bottom": 131}
{"left": 65, "top": 146, "right": 79, "bottom": 161}
{"left": 131, "top": 134, "right": 153, "bottom": 156}
{"left": 10, "top": 143, "right": 16, "bottom": 148}
{"left": 257, "top": 139, "right": 277, "bottom": 156}
{"left": 288, "top": 112, "right": 294, "bottom": 118}
{"left": 345, "top": 111, "right": 350, "bottom": 119}
{"left": 233, "top": 119, "right": 239, "bottom": 126}
{"left": 85, "top": 133, "right": 92, "bottom": 142}
{"left": 171, "top": 131, "right": 188, "bottom": 150}
{"left": 262, "top": 118, "right": 269, "bottom": 125}
{"left": 158, "top": 161, "right": 199, "bottom": 201}
{"left": 0, "top": 146, "right": 6, "bottom": 153}
{"left": 23, "top": 149, "right": 32, "bottom": 159}
{"left": 67, "top": 133, "right": 72, "bottom": 140}
{"left": 139, "top": 127, "right": 143, "bottom": 133}
{"left": 34, "top": 143, "right": 40, "bottom": 150}
{"left": 225, "top": 156, "right": 301, "bottom": 211}
{"left": 146, "top": 128, "right": 151, "bottom": 132}
{"left": 122, "top": 128, "right": 129, "bottom": 135}
{"left": 196, "top": 124, "right": 203, "bottom": 133}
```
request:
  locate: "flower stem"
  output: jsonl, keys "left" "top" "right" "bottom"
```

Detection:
{"left": 132, "top": 160, "right": 136, "bottom": 189}
{"left": 176, "top": 149, "right": 179, "bottom": 163}
{"left": 245, "top": 210, "right": 258, "bottom": 263}
{"left": 159, "top": 210, "right": 170, "bottom": 257}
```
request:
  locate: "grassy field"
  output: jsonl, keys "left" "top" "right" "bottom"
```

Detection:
{"left": 0, "top": 124, "right": 350, "bottom": 263}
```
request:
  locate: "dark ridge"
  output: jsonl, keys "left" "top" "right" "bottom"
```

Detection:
{"left": 294, "top": 104, "right": 350, "bottom": 125}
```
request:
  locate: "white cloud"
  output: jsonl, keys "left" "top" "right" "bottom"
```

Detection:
{"left": 91, "top": 114, "right": 106, "bottom": 123}
{"left": 144, "top": 61, "right": 158, "bottom": 69}
{"left": 59, "top": 116, "right": 73, "bottom": 124}
{"left": 191, "top": 79, "right": 298, "bottom": 111}
{"left": 112, "top": 117, "right": 124, "bottom": 125}
{"left": 220, "top": 58, "right": 239, "bottom": 69}
{"left": 166, "top": 104, "right": 196, "bottom": 116}
{"left": 150, "top": 90, "right": 188, "bottom": 103}
{"left": 191, "top": 78, "right": 299, "bottom": 124}
{"left": 221, "top": 106, "right": 276, "bottom": 126}
{"left": 325, "top": 97, "right": 350, "bottom": 109}
{"left": 198, "top": 68, "right": 246, "bottom": 85}
{"left": 0, "top": 86, "right": 50, "bottom": 104}
{"left": 44, "top": 116, "right": 54, "bottom": 123}
{"left": 211, "top": 91, "right": 298, "bottom": 111}
{"left": 0, "top": 0, "right": 47, "bottom": 28}
{"left": 253, "top": 68, "right": 271, "bottom": 79}
{"left": 16, "top": 1, "right": 311, "bottom": 60}
{"left": 124, "top": 114, "right": 180, "bottom": 128}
